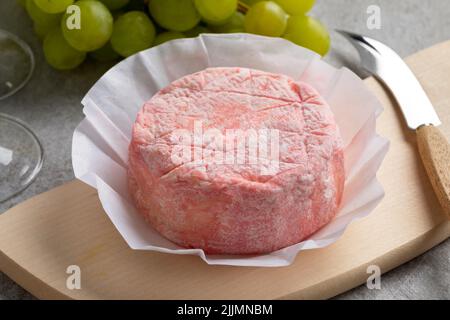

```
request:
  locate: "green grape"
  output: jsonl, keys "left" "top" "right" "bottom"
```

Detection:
{"left": 34, "top": 0, "right": 74, "bottom": 13}
{"left": 185, "top": 25, "right": 209, "bottom": 37}
{"left": 148, "top": 0, "right": 201, "bottom": 32}
{"left": 43, "top": 29, "right": 86, "bottom": 70}
{"left": 98, "top": 0, "right": 130, "bottom": 10}
{"left": 111, "top": 11, "right": 156, "bottom": 57}
{"left": 61, "top": 0, "right": 113, "bottom": 52}
{"left": 283, "top": 15, "right": 330, "bottom": 56}
{"left": 194, "top": 0, "right": 237, "bottom": 26}
{"left": 274, "top": 0, "right": 315, "bottom": 15}
{"left": 90, "top": 41, "right": 120, "bottom": 61}
{"left": 209, "top": 12, "right": 244, "bottom": 33}
{"left": 26, "top": 0, "right": 62, "bottom": 25}
{"left": 33, "top": 17, "right": 60, "bottom": 40}
{"left": 244, "top": 1, "right": 288, "bottom": 37}
{"left": 30, "top": 2, "right": 62, "bottom": 40}
{"left": 153, "top": 31, "right": 185, "bottom": 46}
{"left": 240, "top": 0, "right": 262, "bottom": 5}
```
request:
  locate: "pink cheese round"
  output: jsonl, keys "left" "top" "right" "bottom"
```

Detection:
{"left": 128, "top": 67, "right": 344, "bottom": 255}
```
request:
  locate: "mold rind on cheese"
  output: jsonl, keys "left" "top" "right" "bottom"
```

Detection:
{"left": 128, "top": 67, "right": 345, "bottom": 255}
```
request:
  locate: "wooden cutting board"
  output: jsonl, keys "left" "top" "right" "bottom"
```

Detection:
{"left": 1, "top": 41, "right": 450, "bottom": 300}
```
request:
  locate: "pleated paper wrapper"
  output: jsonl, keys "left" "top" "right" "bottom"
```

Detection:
{"left": 72, "top": 34, "right": 389, "bottom": 267}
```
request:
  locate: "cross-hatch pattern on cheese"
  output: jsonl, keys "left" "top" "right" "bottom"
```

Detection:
{"left": 128, "top": 67, "right": 344, "bottom": 255}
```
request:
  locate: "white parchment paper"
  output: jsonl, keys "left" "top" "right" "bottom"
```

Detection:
{"left": 72, "top": 33, "right": 389, "bottom": 267}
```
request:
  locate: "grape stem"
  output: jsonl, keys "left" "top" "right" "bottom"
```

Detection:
{"left": 238, "top": 1, "right": 249, "bottom": 14}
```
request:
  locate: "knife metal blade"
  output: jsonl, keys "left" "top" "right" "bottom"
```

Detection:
{"left": 338, "top": 30, "right": 450, "bottom": 217}
{"left": 336, "top": 30, "right": 441, "bottom": 130}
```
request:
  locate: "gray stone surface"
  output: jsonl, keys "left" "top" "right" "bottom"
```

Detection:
{"left": 0, "top": 0, "right": 449, "bottom": 300}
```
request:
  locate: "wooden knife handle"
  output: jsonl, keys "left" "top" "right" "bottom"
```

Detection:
{"left": 416, "top": 125, "right": 450, "bottom": 217}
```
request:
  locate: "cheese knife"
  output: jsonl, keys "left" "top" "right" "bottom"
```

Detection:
{"left": 337, "top": 30, "right": 450, "bottom": 217}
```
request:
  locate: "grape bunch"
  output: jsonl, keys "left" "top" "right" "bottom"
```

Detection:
{"left": 17, "top": 0, "right": 330, "bottom": 70}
